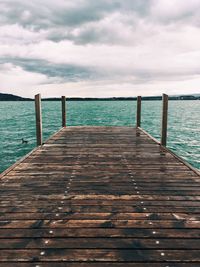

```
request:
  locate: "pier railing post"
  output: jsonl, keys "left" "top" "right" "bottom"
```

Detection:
{"left": 161, "top": 94, "right": 168, "bottom": 146}
{"left": 62, "top": 96, "right": 66, "bottom": 127}
{"left": 35, "top": 94, "right": 42, "bottom": 146}
{"left": 136, "top": 96, "right": 142, "bottom": 127}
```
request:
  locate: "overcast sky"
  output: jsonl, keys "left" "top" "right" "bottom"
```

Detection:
{"left": 0, "top": 0, "right": 200, "bottom": 97}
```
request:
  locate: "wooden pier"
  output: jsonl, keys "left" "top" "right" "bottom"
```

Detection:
{"left": 0, "top": 95, "right": 200, "bottom": 266}
{"left": 0, "top": 125, "right": 200, "bottom": 266}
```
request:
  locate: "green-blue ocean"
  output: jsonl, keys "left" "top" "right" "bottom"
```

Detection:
{"left": 0, "top": 100, "right": 199, "bottom": 173}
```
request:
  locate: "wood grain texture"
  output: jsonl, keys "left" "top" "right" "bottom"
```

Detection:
{"left": 0, "top": 126, "right": 200, "bottom": 266}
{"left": 136, "top": 96, "right": 142, "bottom": 127}
{"left": 61, "top": 96, "right": 66, "bottom": 127}
{"left": 161, "top": 94, "right": 168, "bottom": 146}
{"left": 35, "top": 94, "right": 42, "bottom": 146}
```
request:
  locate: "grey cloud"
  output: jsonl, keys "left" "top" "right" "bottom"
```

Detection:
{"left": 1, "top": 55, "right": 199, "bottom": 86}
{"left": 0, "top": 0, "right": 151, "bottom": 33}
{"left": 1, "top": 0, "right": 197, "bottom": 30}
{"left": 0, "top": 57, "right": 100, "bottom": 82}
{"left": 0, "top": 0, "right": 119, "bottom": 29}
{"left": 48, "top": 26, "right": 117, "bottom": 44}
{"left": 67, "top": 27, "right": 126, "bottom": 45}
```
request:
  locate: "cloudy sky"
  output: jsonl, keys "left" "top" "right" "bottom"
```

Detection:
{"left": 0, "top": 0, "right": 200, "bottom": 97}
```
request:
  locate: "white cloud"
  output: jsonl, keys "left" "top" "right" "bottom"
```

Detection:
{"left": 0, "top": 63, "right": 52, "bottom": 96}
{"left": 0, "top": 24, "right": 46, "bottom": 44}
{"left": 150, "top": 0, "right": 200, "bottom": 22}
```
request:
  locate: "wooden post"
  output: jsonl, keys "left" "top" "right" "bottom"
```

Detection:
{"left": 136, "top": 96, "right": 142, "bottom": 127}
{"left": 35, "top": 94, "right": 42, "bottom": 146}
{"left": 62, "top": 96, "right": 66, "bottom": 127}
{"left": 161, "top": 94, "right": 168, "bottom": 146}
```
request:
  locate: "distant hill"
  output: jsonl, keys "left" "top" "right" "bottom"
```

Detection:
{"left": 0, "top": 92, "right": 199, "bottom": 101}
{"left": 43, "top": 95, "right": 200, "bottom": 101}
{"left": 0, "top": 93, "right": 32, "bottom": 101}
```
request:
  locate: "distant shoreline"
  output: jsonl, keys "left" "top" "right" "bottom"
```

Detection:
{"left": 0, "top": 93, "right": 200, "bottom": 101}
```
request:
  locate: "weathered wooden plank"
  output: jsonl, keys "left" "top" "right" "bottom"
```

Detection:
{"left": 0, "top": 249, "right": 200, "bottom": 262}
{"left": 1, "top": 186, "right": 200, "bottom": 193}
{"left": 2, "top": 199, "right": 200, "bottom": 206}
{"left": 0, "top": 228, "right": 200, "bottom": 238}
{"left": 0, "top": 219, "right": 200, "bottom": 229}
{"left": 1, "top": 206, "right": 200, "bottom": 213}
{"left": 0, "top": 264, "right": 198, "bottom": 267}
{"left": 0, "top": 237, "right": 200, "bottom": 249}
{"left": 1, "top": 212, "right": 199, "bottom": 220}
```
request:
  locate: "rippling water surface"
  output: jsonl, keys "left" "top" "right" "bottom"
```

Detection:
{"left": 0, "top": 100, "right": 199, "bottom": 173}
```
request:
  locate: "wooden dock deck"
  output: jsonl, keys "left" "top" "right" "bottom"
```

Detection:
{"left": 0, "top": 126, "right": 200, "bottom": 266}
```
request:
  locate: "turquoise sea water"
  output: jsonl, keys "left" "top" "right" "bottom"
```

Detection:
{"left": 0, "top": 100, "right": 199, "bottom": 173}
